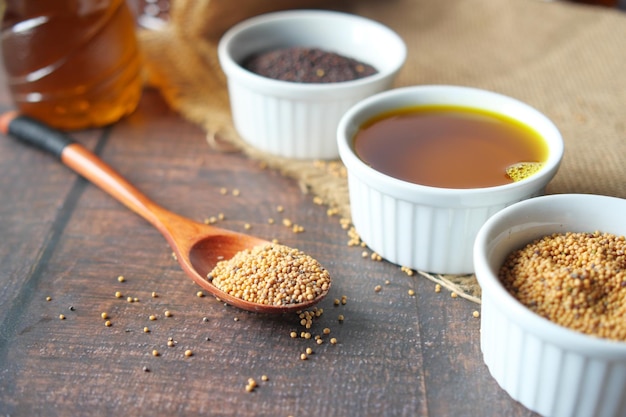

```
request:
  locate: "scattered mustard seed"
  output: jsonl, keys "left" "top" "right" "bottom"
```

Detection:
{"left": 323, "top": 328, "right": 331, "bottom": 335}
{"left": 46, "top": 296, "right": 52, "bottom": 301}
{"left": 184, "top": 349, "right": 193, "bottom": 357}
{"left": 338, "top": 314, "right": 344, "bottom": 322}
{"left": 143, "top": 327, "right": 150, "bottom": 333}
{"left": 115, "top": 291, "right": 123, "bottom": 298}
{"left": 105, "top": 320, "right": 112, "bottom": 327}
{"left": 152, "top": 350, "right": 159, "bottom": 357}
{"left": 374, "top": 285, "right": 382, "bottom": 293}
{"left": 151, "top": 292, "right": 158, "bottom": 298}
{"left": 290, "top": 331, "right": 298, "bottom": 339}
{"left": 330, "top": 338, "right": 337, "bottom": 345}
{"left": 101, "top": 312, "right": 109, "bottom": 320}
{"left": 435, "top": 284, "right": 441, "bottom": 293}
{"left": 305, "top": 347, "right": 313, "bottom": 355}
{"left": 196, "top": 291, "right": 205, "bottom": 298}
{"left": 59, "top": 314, "right": 65, "bottom": 320}
{"left": 261, "top": 375, "right": 268, "bottom": 382}
{"left": 164, "top": 310, "right": 172, "bottom": 317}
{"left": 408, "top": 289, "right": 416, "bottom": 296}
{"left": 149, "top": 315, "right": 157, "bottom": 321}
{"left": 117, "top": 275, "right": 125, "bottom": 283}
{"left": 300, "top": 353, "right": 308, "bottom": 361}
{"left": 472, "top": 311, "right": 480, "bottom": 318}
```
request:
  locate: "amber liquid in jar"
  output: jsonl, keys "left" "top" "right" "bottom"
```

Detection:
{"left": 1, "top": 0, "right": 143, "bottom": 130}
{"left": 353, "top": 105, "right": 549, "bottom": 189}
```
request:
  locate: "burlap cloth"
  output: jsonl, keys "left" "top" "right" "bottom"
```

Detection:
{"left": 138, "top": 0, "right": 626, "bottom": 304}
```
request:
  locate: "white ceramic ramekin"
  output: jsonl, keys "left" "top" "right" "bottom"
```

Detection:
{"left": 473, "top": 194, "right": 626, "bottom": 417}
{"left": 337, "top": 85, "right": 564, "bottom": 274}
{"left": 218, "top": 10, "right": 406, "bottom": 160}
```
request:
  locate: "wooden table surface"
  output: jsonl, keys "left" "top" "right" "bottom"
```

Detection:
{"left": 0, "top": 58, "right": 543, "bottom": 417}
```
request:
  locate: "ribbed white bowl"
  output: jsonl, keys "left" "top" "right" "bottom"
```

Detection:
{"left": 474, "top": 194, "right": 626, "bottom": 417}
{"left": 218, "top": 10, "right": 406, "bottom": 160}
{"left": 337, "top": 85, "right": 564, "bottom": 274}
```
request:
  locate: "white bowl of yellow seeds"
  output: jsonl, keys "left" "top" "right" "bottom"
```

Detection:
{"left": 473, "top": 193, "right": 626, "bottom": 417}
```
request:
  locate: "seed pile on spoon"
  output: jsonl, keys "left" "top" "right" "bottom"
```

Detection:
{"left": 208, "top": 244, "right": 330, "bottom": 306}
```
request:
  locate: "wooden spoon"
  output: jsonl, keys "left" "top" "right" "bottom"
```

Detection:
{"left": 0, "top": 112, "right": 330, "bottom": 314}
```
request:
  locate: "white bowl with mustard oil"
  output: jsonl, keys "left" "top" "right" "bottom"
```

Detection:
{"left": 337, "top": 85, "right": 564, "bottom": 274}
{"left": 218, "top": 10, "right": 406, "bottom": 160}
{"left": 473, "top": 194, "right": 626, "bottom": 417}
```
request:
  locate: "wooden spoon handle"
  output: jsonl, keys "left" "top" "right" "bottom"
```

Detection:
{"left": 1, "top": 112, "right": 165, "bottom": 229}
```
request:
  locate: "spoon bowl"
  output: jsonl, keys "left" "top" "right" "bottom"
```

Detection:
{"left": 0, "top": 112, "right": 330, "bottom": 313}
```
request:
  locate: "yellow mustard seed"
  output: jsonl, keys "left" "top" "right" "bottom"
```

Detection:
{"left": 290, "top": 331, "right": 298, "bottom": 338}
{"left": 330, "top": 338, "right": 337, "bottom": 345}
{"left": 133, "top": 297, "right": 139, "bottom": 302}
{"left": 374, "top": 285, "right": 382, "bottom": 293}
{"left": 276, "top": 205, "right": 284, "bottom": 213}
{"left": 143, "top": 327, "right": 150, "bottom": 333}
{"left": 300, "top": 353, "right": 308, "bottom": 360}
{"left": 435, "top": 284, "right": 441, "bottom": 293}
{"left": 167, "top": 340, "right": 175, "bottom": 347}
{"left": 232, "top": 188, "right": 240, "bottom": 196}
{"left": 152, "top": 350, "right": 159, "bottom": 357}
{"left": 59, "top": 314, "right": 65, "bottom": 320}
{"left": 323, "top": 327, "right": 331, "bottom": 335}
{"left": 261, "top": 375, "right": 268, "bottom": 382}
{"left": 105, "top": 320, "right": 112, "bottom": 327}
{"left": 149, "top": 315, "right": 157, "bottom": 321}
{"left": 164, "top": 310, "right": 172, "bottom": 317}
{"left": 219, "top": 187, "right": 227, "bottom": 195}
{"left": 46, "top": 296, "right": 52, "bottom": 301}
{"left": 305, "top": 347, "right": 313, "bottom": 355}
{"left": 117, "top": 275, "right": 125, "bottom": 283}
{"left": 197, "top": 291, "right": 204, "bottom": 298}
{"left": 472, "top": 311, "right": 480, "bottom": 318}
{"left": 208, "top": 244, "right": 330, "bottom": 306}
{"left": 115, "top": 291, "right": 123, "bottom": 298}
{"left": 338, "top": 314, "right": 344, "bottom": 322}
{"left": 151, "top": 292, "right": 158, "bottom": 298}
{"left": 127, "top": 296, "right": 133, "bottom": 303}
{"left": 316, "top": 338, "right": 323, "bottom": 345}
{"left": 451, "top": 292, "right": 458, "bottom": 299}
{"left": 101, "top": 312, "right": 108, "bottom": 320}
{"left": 408, "top": 289, "right": 416, "bottom": 296}
{"left": 184, "top": 349, "right": 193, "bottom": 357}
{"left": 244, "top": 223, "right": 251, "bottom": 230}
{"left": 499, "top": 231, "right": 626, "bottom": 341}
